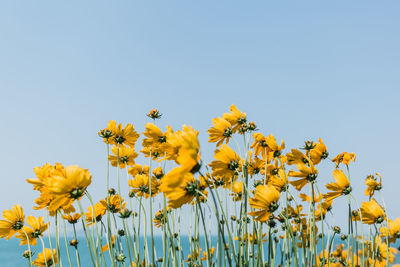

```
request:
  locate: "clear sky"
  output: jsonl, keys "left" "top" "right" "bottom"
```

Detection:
{"left": 0, "top": 1, "right": 399, "bottom": 227}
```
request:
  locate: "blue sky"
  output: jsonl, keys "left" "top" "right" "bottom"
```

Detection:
{"left": 0, "top": 1, "right": 399, "bottom": 227}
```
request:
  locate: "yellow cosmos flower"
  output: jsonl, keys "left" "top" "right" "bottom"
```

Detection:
{"left": 32, "top": 248, "right": 58, "bottom": 267}
{"left": 251, "top": 133, "right": 270, "bottom": 159}
{"left": 288, "top": 162, "right": 318, "bottom": 191}
{"left": 268, "top": 169, "right": 288, "bottom": 192}
{"left": 323, "top": 169, "right": 351, "bottom": 202}
{"left": 47, "top": 166, "right": 91, "bottom": 212}
{"left": 207, "top": 117, "right": 232, "bottom": 147}
{"left": 365, "top": 173, "right": 382, "bottom": 199}
{"left": 16, "top": 216, "right": 48, "bottom": 245}
{"left": 152, "top": 167, "right": 164, "bottom": 179}
{"left": 128, "top": 164, "right": 150, "bottom": 177}
{"left": 209, "top": 145, "right": 242, "bottom": 180}
{"left": 299, "top": 193, "right": 323, "bottom": 203}
{"left": 248, "top": 185, "right": 280, "bottom": 222}
{"left": 62, "top": 213, "right": 81, "bottom": 224}
{"left": 128, "top": 174, "right": 159, "bottom": 198}
{"left": 365, "top": 237, "right": 397, "bottom": 266}
{"left": 286, "top": 149, "right": 309, "bottom": 165}
{"left": 309, "top": 138, "right": 328, "bottom": 165}
{"left": 153, "top": 208, "right": 170, "bottom": 228}
{"left": 26, "top": 163, "right": 64, "bottom": 192}
{"left": 229, "top": 181, "right": 243, "bottom": 201}
{"left": 108, "top": 145, "right": 138, "bottom": 169}
{"left": 102, "top": 120, "right": 140, "bottom": 147}
{"left": 380, "top": 218, "right": 400, "bottom": 243}
{"left": 247, "top": 151, "right": 265, "bottom": 176}
{"left": 201, "top": 247, "right": 215, "bottom": 261}
{"left": 85, "top": 202, "right": 106, "bottom": 225}
{"left": 222, "top": 104, "right": 247, "bottom": 133}
{"left": 142, "top": 123, "right": 173, "bottom": 150}
{"left": 0, "top": 204, "right": 25, "bottom": 240}
{"left": 332, "top": 152, "right": 356, "bottom": 167}
{"left": 159, "top": 171, "right": 208, "bottom": 209}
{"left": 359, "top": 198, "right": 386, "bottom": 224}
{"left": 264, "top": 134, "right": 285, "bottom": 161}
{"left": 99, "top": 194, "right": 127, "bottom": 214}
{"left": 314, "top": 200, "right": 332, "bottom": 221}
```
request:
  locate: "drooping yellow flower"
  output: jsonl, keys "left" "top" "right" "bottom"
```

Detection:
{"left": 323, "top": 169, "right": 351, "bottom": 202}
{"left": 309, "top": 138, "right": 328, "bottom": 165}
{"left": 99, "top": 194, "right": 127, "bottom": 214}
{"left": 207, "top": 117, "right": 232, "bottom": 147}
{"left": 222, "top": 104, "right": 247, "bottom": 133}
{"left": 159, "top": 171, "right": 208, "bottom": 209}
{"left": 249, "top": 185, "right": 280, "bottom": 222}
{"left": 365, "top": 173, "right": 382, "bottom": 199}
{"left": 128, "top": 174, "right": 159, "bottom": 198}
{"left": 332, "top": 152, "right": 356, "bottom": 167}
{"left": 209, "top": 145, "right": 242, "bottom": 180}
{"left": 47, "top": 166, "right": 92, "bottom": 213}
{"left": 85, "top": 202, "right": 106, "bottom": 225}
{"left": 16, "top": 216, "right": 48, "bottom": 245}
{"left": 108, "top": 145, "right": 138, "bottom": 169}
{"left": 103, "top": 120, "right": 140, "bottom": 147}
{"left": 32, "top": 248, "right": 58, "bottom": 266}
{"left": 0, "top": 205, "right": 25, "bottom": 240}
{"left": 380, "top": 218, "right": 400, "bottom": 243}
{"left": 359, "top": 198, "right": 386, "bottom": 224}
{"left": 288, "top": 162, "right": 318, "bottom": 191}
{"left": 62, "top": 213, "right": 81, "bottom": 224}
{"left": 314, "top": 200, "right": 333, "bottom": 221}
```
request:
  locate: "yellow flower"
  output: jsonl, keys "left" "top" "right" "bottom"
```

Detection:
{"left": 16, "top": 216, "right": 48, "bottom": 245}
{"left": 47, "top": 166, "right": 92, "bottom": 212}
{"left": 268, "top": 169, "right": 288, "bottom": 192}
{"left": 309, "top": 138, "right": 328, "bottom": 165}
{"left": 264, "top": 134, "right": 285, "bottom": 161}
{"left": 128, "top": 174, "right": 159, "bottom": 198}
{"left": 288, "top": 162, "right": 318, "bottom": 191}
{"left": 365, "top": 173, "right": 382, "bottom": 199}
{"left": 0, "top": 204, "right": 25, "bottom": 240}
{"left": 142, "top": 123, "right": 172, "bottom": 149}
{"left": 128, "top": 164, "right": 150, "bottom": 177}
{"left": 201, "top": 247, "right": 215, "bottom": 261}
{"left": 152, "top": 167, "right": 164, "bottom": 179}
{"left": 249, "top": 185, "right": 280, "bottom": 222}
{"left": 108, "top": 145, "right": 138, "bottom": 169}
{"left": 209, "top": 145, "right": 242, "bottom": 180}
{"left": 247, "top": 151, "right": 265, "bottom": 176}
{"left": 332, "top": 152, "right": 356, "bottom": 167}
{"left": 159, "top": 171, "right": 208, "bottom": 209}
{"left": 229, "top": 181, "right": 243, "bottom": 201}
{"left": 102, "top": 235, "right": 116, "bottom": 252}
{"left": 32, "top": 248, "right": 58, "bottom": 266}
{"left": 286, "top": 149, "right": 309, "bottom": 165}
{"left": 380, "top": 218, "right": 400, "bottom": 243}
{"left": 85, "top": 202, "right": 106, "bottom": 225}
{"left": 147, "top": 109, "right": 162, "bottom": 119}
{"left": 359, "top": 198, "right": 386, "bottom": 224}
{"left": 153, "top": 208, "right": 170, "bottom": 228}
{"left": 100, "top": 194, "right": 127, "bottom": 214}
{"left": 251, "top": 133, "right": 269, "bottom": 159}
{"left": 62, "top": 213, "right": 81, "bottom": 224}
{"left": 323, "top": 169, "right": 351, "bottom": 202}
{"left": 102, "top": 120, "right": 139, "bottom": 147}
{"left": 207, "top": 117, "right": 232, "bottom": 147}
{"left": 299, "top": 193, "right": 323, "bottom": 203}
{"left": 222, "top": 104, "right": 247, "bottom": 133}
{"left": 314, "top": 200, "right": 332, "bottom": 221}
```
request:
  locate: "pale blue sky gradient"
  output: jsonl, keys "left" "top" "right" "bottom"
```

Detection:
{"left": 0, "top": 1, "right": 399, "bottom": 226}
